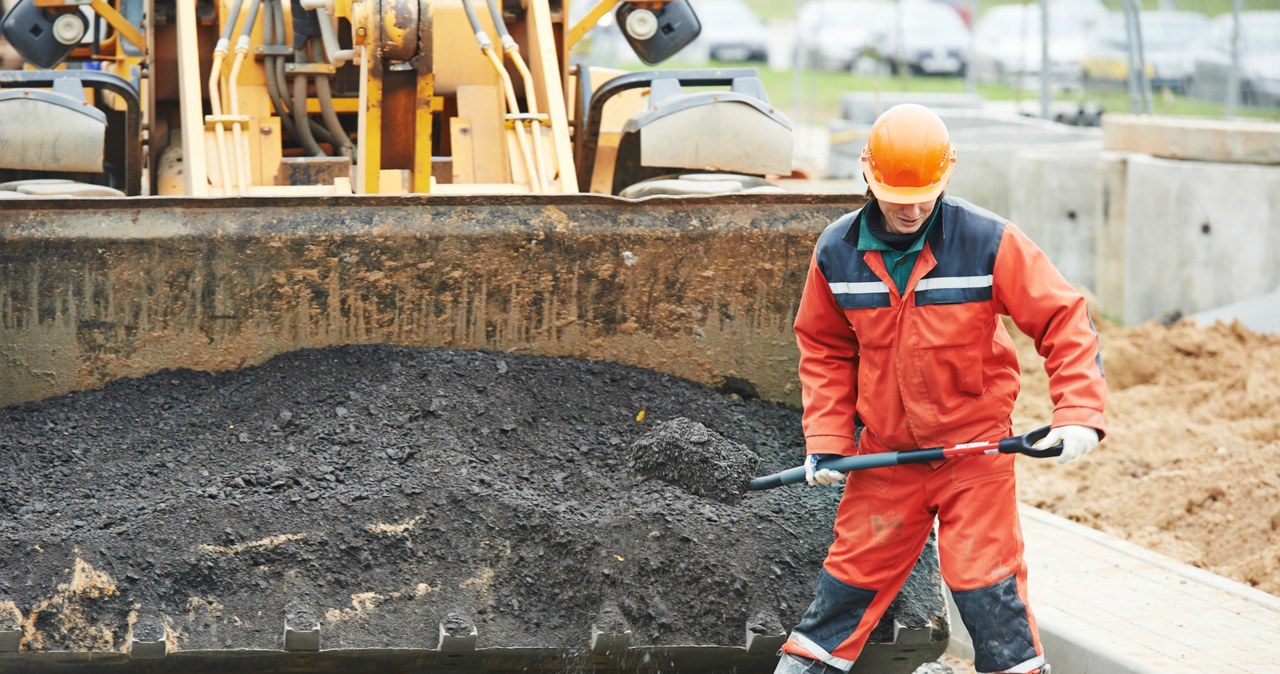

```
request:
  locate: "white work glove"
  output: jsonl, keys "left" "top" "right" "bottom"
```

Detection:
{"left": 804, "top": 454, "right": 847, "bottom": 486}
{"left": 1034, "top": 425, "right": 1100, "bottom": 464}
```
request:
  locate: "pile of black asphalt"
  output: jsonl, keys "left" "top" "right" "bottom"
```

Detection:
{"left": 0, "top": 345, "right": 938, "bottom": 656}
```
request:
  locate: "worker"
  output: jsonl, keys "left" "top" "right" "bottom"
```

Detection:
{"left": 775, "top": 104, "right": 1107, "bottom": 674}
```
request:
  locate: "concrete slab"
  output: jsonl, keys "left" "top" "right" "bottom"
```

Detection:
{"left": 949, "top": 506, "right": 1280, "bottom": 673}
{"left": 1103, "top": 114, "right": 1280, "bottom": 165}
{"left": 1095, "top": 152, "right": 1280, "bottom": 325}
{"left": 1191, "top": 288, "right": 1280, "bottom": 335}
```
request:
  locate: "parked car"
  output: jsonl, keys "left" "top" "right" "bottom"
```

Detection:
{"left": 970, "top": 0, "right": 1106, "bottom": 90}
{"left": 795, "top": 0, "right": 894, "bottom": 71}
{"left": 690, "top": 0, "right": 769, "bottom": 62}
{"left": 931, "top": 0, "right": 973, "bottom": 27}
{"left": 1080, "top": 10, "right": 1210, "bottom": 93}
{"left": 855, "top": 0, "right": 972, "bottom": 77}
{"left": 1188, "top": 11, "right": 1280, "bottom": 107}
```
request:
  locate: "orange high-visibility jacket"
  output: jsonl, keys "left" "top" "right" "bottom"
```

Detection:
{"left": 795, "top": 196, "right": 1107, "bottom": 454}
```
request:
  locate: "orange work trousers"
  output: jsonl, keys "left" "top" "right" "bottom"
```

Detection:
{"left": 781, "top": 448, "right": 1046, "bottom": 674}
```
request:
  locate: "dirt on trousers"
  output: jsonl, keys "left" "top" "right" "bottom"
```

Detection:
{"left": 0, "top": 345, "right": 948, "bottom": 659}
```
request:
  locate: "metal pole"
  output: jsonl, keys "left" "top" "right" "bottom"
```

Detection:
{"left": 895, "top": 0, "right": 907, "bottom": 80}
{"left": 792, "top": 0, "right": 804, "bottom": 126}
{"left": 965, "top": 0, "right": 977, "bottom": 93}
{"left": 1225, "top": 0, "right": 1242, "bottom": 118}
{"left": 1121, "top": 0, "right": 1150, "bottom": 114}
{"left": 1039, "top": 0, "right": 1050, "bottom": 120}
{"left": 1134, "top": 1, "right": 1151, "bottom": 113}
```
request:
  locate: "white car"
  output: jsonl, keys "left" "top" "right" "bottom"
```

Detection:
{"left": 970, "top": 0, "right": 1106, "bottom": 90}
{"left": 856, "top": 0, "right": 972, "bottom": 77}
{"left": 1080, "top": 10, "right": 1210, "bottom": 94}
{"left": 1188, "top": 11, "right": 1280, "bottom": 107}
{"left": 690, "top": 0, "right": 770, "bottom": 62}
{"left": 795, "top": 0, "right": 895, "bottom": 71}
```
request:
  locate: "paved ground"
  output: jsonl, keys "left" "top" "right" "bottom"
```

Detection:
{"left": 946, "top": 506, "right": 1280, "bottom": 674}
{"left": 1192, "top": 288, "right": 1280, "bottom": 335}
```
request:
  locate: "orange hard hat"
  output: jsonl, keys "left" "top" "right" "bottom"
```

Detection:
{"left": 860, "top": 104, "right": 956, "bottom": 204}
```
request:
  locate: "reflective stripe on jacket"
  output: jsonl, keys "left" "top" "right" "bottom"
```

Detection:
{"left": 794, "top": 196, "right": 1107, "bottom": 454}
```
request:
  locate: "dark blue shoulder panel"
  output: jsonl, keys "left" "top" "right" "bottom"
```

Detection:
{"left": 814, "top": 209, "right": 891, "bottom": 309}
{"left": 916, "top": 197, "right": 1007, "bottom": 306}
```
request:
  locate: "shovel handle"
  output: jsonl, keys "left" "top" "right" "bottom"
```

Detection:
{"left": 998, "top": 425, "right": 1063, "bottom": 459}
{"left": 748, "top": 425, "right": 1063, "bottom": 492}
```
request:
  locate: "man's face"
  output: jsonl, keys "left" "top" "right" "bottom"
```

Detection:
{"left": 878, "top": 199, "right": 935, "bottom": 235}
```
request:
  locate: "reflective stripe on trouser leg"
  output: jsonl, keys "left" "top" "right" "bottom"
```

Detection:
{"left": 934, "top": 450, "right": 1043, "bottom": 674}
{"left": 782, "top": 461, "right": 937, "bottom": 668}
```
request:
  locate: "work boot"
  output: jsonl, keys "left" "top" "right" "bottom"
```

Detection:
{"left": 773, "top": 653, "right": 846, "bottom": 674}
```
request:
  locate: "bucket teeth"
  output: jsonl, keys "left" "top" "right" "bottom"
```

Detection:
{"left": 438, "top": 613, "right": 477, "bottom": 652}
{"left": 0, "top": 600, "right": 20, "bottom": 653}
{"left": 283, "top": 604, "right": 321, "bottom": 652}
{"left": 129, "top": 615, "right": 167, "bottom": 660}
{"left": 892, "top": 617, "right": 935, "bottom": 645}
{"left": 745, "top": 612, "right": 787, "bottom": 654}
{"left": 589, "top": 603, "right": 631, "bottom": 655}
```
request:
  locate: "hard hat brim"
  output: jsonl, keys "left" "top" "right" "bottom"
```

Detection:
{"left": 861, "top": 154, "right": 955, "bottom": 205}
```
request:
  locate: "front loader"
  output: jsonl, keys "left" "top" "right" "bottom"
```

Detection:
{"left": 0, "top": 0, "right": 949, "bottom": 671}
{"left": 0, "top": 0, "right": 792, "bottom": 197}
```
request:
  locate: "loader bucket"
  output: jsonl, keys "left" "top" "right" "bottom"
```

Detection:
{"left": 0, "top": 191, "right": 952, "bottom": 674}
{"left": 1, "top": 193, "right": 858, "bottom": 409}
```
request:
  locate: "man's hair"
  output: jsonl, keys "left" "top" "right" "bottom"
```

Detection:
{"left": 863, "top": 187, "right": 946, "bottom": 204}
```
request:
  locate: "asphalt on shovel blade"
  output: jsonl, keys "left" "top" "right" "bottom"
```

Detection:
{"left": 629, "top": 417, "right": 760, "bottom": 504}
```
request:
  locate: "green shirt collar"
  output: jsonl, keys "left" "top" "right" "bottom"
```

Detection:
{"left": 857, "top": 201, "right": 941, "bottom": 254}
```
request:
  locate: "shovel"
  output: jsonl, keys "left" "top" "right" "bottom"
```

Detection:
{"left": 748, "top": 425, "right": 1064, "bottom": 492}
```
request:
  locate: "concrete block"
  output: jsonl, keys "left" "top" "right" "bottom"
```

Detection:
{"left": 1094, "top": 152, "right": 1131, "bottom": 322}
{"left": 1102, "top": 153, "right": 1280, "bottom": 323}
{"left": 947, "top": 129, "right": 1101, "bottom": 222}
{"left": 1007, "top": 144, "right": 1104, "bottom": 291}
{"left": 1103, "top": 114, "right": 1280, "bottom": 165}
{"left": 838, "top": 92, "right": 984, "bottom": 125}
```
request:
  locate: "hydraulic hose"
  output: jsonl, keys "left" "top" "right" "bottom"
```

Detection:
{"left": 484, "top": 0, "right": 550, "bottom": 191}
{"left": 208, "top": 0, "right": 247, "bottom": 194}
{"left": 261, "top": 0, "right": 300, "bottom": 142}
{"left": 483, "top": 0, "right": 511, "bottom": 42}
{"left": 229, "top": 0, "right": 264, "bottom": 192}
{"left": 460, "top": 0, "right": 485, "bottom": 36}
{"left": 304, "top": 39, "right": 337, "bottom": 146}
{"left": 292, "top": 39, "right": 326, "bottom": 157}
{"left": 461, "top": 0, "right": 539, "bottom": 191}
{"left": 313, "top": 7, "right": 354, "bottom": 66}
{"left": 312, "top": 37, "right": 352, "bottom": 158}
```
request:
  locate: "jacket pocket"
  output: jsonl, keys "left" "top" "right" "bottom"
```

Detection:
{"left": 913, "top": 301, "right": 993, "bottom": 348}
{"left": 847, "top": 463, "right": 895, "bottom": 496}
{"left": 928, "top": 342, "right": 984, "bottom": 396}
{"left": 951, "top": 453, "right": 1015, "bottom": 488}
